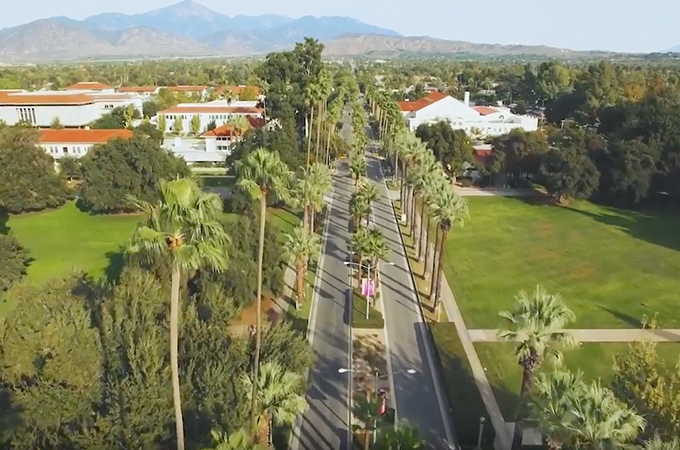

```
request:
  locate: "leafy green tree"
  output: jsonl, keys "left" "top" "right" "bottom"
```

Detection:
{"left": 489, "top": 129, "right": 549, "bottom": 185}
{"left": 206, "top": 120, "right": 217, "bottom": 131}
{"left": 240, "top": 86, "right": 260, "bottom": 101}
{"left": 595, "top": 139, "right": 658, "bottom": 205}
{"left": 79, "top": 135, "right": 189, "bottom": 213}
{"left": 91, "top": 106, "right": 137, "bottom": 129}
{"left": 191, "top": 115, "right": 201, "bottom": 135}
{"left": 285, "top": 226, "right": 321, "bottom": 310}
{"left": 133, "top": 121, "right": 165, "bottom": 145}
{"left": 240, "top": 362, "right": 307, "bottom": 445}
{"left": 0, "top": 125, "right": 68, "bottom": 213}
{"left": 375, "top": 423, "right": 431, "bottom": 450}
{"left": 539, "top": 144, "right": 600, "bottom": 202}
{"left": 50, "top": 116, "right": 64, "bottom": 129}
{"left": 143, "top": 100, "right": 160, "bottom": 118}
{"left": 0, "top": 277, "right": 103, "bottom": 449}
{"left": 158, "top": 114, "right": 167, "bottom": 133}
{"left": 353, "top": 395, "right": 383, "bottom": 448}
{"left": 237, "top": 149, "right": 291, "bottom": 437}
{"left": 0, "top": 233, "right": 28, "bottom": 291}
{"left": 173, "top": 115, "right": 184, "bottom": 134}
{"left": 127, "top": 178, "right": 230, "bottom": 450}
{"left": 59, "top": 157, "right": 82, "bottom": 181}
{"left": 350, "top": 155, "right": 367, "bottom": 188}
{"left": 416, "top": 121, "right": 474, "bottom": 181}
{"left": 498, "top": 286, "right": 577, "bottom": 450}
{"left": 124, "top": 104, "right": 137, "bottom": 127}
{"left": 349, "top": 191, "right": 370, "bottom": 231}
{"left": 228, "top": 115, "right": 251, "bottom": 140}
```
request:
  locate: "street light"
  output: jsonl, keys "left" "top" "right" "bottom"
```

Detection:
{"left": 476, "top": 416, "right": 486, "bottom": 450}
{"left": 339, "top": 367, "right": 417, "bottom": 445}
{"left": 344, "top": 260, "right": 395, "bottom": 319}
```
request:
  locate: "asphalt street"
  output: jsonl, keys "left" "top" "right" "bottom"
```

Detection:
{"left": 366, "top": 155, "right": 456, "bottom": 450}
{"left": 291, "top": 161, "right": 354, "bottom": 450}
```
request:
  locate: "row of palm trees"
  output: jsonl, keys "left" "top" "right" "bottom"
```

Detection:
{"left": 498, "top": 286, "right": 676, "bottom": 450}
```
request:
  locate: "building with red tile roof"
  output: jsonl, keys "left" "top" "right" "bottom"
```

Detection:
{"left": 39, "top": 129, "right": 132, "bottom": 160}
{"left": 65, "top": 81, "right": 114, "bottom": 92}
{"left": 398, "top": 90, "right": 538, "bottom": 137}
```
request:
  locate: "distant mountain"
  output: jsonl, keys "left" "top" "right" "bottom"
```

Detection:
{"left": 670, "top": 44, "right": 680, "bottom": 52}
{"left": 322, "top": 34, "right": 603, "bottom": 58}
{"left": 0, "top": 0, "right": 402, "bottom": 61}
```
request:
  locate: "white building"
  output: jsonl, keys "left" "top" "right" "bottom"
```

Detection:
{"left": 162, "top": 118, "right": 265, "bottom": 164}
{"left": 0, "top": 90, "right": 143, "bottom": 127}
{"left": 399, "top": 91, "right": 538, "bottom": 136}
{"left": 118, "top": 86, "right": 159, "bottom": 100}
{"left": 65, "top": 81, "right": 116, "bottom": 94}
{"left": 157, "top": 100, "right": 263, "bottom": 134}
{"left": 39, "top": 128, "right": 133, "bottom": 160}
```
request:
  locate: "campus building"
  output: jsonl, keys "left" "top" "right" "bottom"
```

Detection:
{"left": 398, "top": 91, "right": 539, "bottom": 136}
{"left": 38, "top": 128, "right": 133, "bottom": 159}
{"left": 156, "top": 100, "right": 263, "bottom": 134}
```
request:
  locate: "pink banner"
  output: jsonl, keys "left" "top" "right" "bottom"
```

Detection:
{"left": 361, "top": 279, "right": 375, "bottom": 296}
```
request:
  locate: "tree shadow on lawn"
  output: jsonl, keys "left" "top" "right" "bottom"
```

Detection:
{"left": 599, "top": 306, "right": 644, "bottom": 328}
{"left": 105, "top": 249, "right": 126, "bottom": 283}
{"left": 0, "top": 207, "right": 9, "bottom": 234}
{"left": 514, "top": 196, "right": 680, "bottom": 254}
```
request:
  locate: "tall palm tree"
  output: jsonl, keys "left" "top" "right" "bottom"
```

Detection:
{"left": 241, "top": 362, "right": 308, "bottom": 446}
{"left": 350, "top": 192, "right": 370, "bottom": 231}
{"left": 315, "top": 69, "right": 333, "bottom": 162}
{"left": 350, "top": 155, "right": 368, "bottom": 189}
{"left": 529, "top": 370, "right": 585, "bottom": 450}
{"left": 430, "top": 189, "right": 468, "bottom": 310}
{"left": 358, "top": 180, "right": 379, "bottom": 225}
{"left": 285, "top": 226, "right": 321, "bottom": 310}
{"left": 237, "top": 149, "right": 291, "bottom": 437}
{"left": 326, "top": 95, "right": 344, "bottom": 164}
{"left": 292, "top": 163, "right": 330, "bottom": 233}
{"left": 375, "top": 423, "right": 431, "bottom": 450}
{"left": 127, "top": 178, "right": 229, "bottom": 450}
{"left": 498, "top": 286, "right": 577, "bottom": 450}
{"left": 305, "top": 81, "right": 323, "bottom": 164}
{"left": 227, "top": 115, "right": 251, "bottom": 141}
{"left": 569, "top": 380, "right": 645, "bottom": 449}
{"left": 365, "top": 228, "right": 390, "bottom": 284}
{"left": 350, "top": 227, "right": 373, "bottom": 288}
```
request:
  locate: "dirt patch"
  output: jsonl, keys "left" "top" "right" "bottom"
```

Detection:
{"left": 531, "top": 248, "right": 562, "bottom": 262}
{"left": 570, "top": 264, "right": 595, "bottom": 280}
{"left": 232, "top": 292, "right": 283, "bottom": 327}
{"left": 534, "top": 222, "right": 555, "bottom": 238}
{"left": 352, "top": 332, "right": 388, "bottom": 397}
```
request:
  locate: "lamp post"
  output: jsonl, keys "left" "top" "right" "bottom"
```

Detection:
{"left": 344, "top": 260, "right": 395, "bottom": 319}
{"left": 476, "top": 416, "right": 486, "bottom": 450}
{"left": 338, "top": 368, "right": 416, "bottom": 446}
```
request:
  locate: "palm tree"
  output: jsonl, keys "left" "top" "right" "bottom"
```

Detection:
{"left": 350, "top": 155, "right": 368, "bottom": 189}
{"left": 353, "top": 395, "right": 383, "bottom": 449}
{"left": 498, "top": 286, "right": 577, "bottom": 450}
{"left": 569, "top": 380, "right": 645, "bottom": 449}
{"left": 227, "top": 115, "right": 251, "bottom": 142}
{"left": 326, "top": 95, "right": 344, "bottom": 164}
{"left": 375, "top": 423, "right": 431, "bottom": 450}
{"left": 365, "top": 228, "right": 390, "bottom": 285}
{"left": 292, "top": 163, "right": 330, "bottom": 233}
{"left": 285, "top": 226, "right": 321, "bottom": 310}
{"left": 529, "top": 370, "right": 585, "bottom": 450}
{"left": 127, "top": 178, "right": 229, "bottom": 450}
{"left": 643, "top": 437, "right": 680, "bottom": 450}
{"left": 430, "top": 189, "right": 468, "bottom": 311}
{"left": 241, "top": 362, "right": 308, "bottom": 446}
{"left": 305, "top": 81, "right": 323, "bottom": 164}
{"left": 201, "top": 429, "right": 267, "bottom": 450}
{"left": 315, "top": 69, "right": 333, "bottom": 162}
{"left": 349, "top": 192, "right": 370, "bottom": 231}
{"left": 237, "top": 149, "right": 291, "bottom": 437}
{"left": 358, "top": 180, "right": 379, "bottom": 225}
{"left": 350, "top": 227, "right": 372, "bottom": 288}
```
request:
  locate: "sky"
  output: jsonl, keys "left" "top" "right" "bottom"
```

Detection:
{"left": 1, "top": 0, "right": 678, "bottom": 53}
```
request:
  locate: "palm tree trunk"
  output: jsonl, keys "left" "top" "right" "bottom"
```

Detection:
{"left": 409, "top": 189, "right": 417, "bottom": 233}
{"left": 170, "top": 265, "right": 185, "bottom": 450}
{"left": 315, "top": 101, "right": 323, "bottom": 161}
{"left": 250, "top": 193, "right": 267, "bottom": 437}
{"left": 511, "top": 367, "right": 534, "bottom": 450}
{"left": 433, "top": 229, "right": 448, "bottom": 312}
{"left": 296, "top": 258, "right": 305, "bottom": 310}
{"left": 307, "top": 107, "right": 315, "bottom": 165}
{"left": 430, "top": 226, "right": 440, "bottom": 296}
{"left": 326, "top": 126, "right": 332, "bottom": 165}
{"left": 418, "top": 201, "right": 427, "bottom": 261}
{"left": 303, "top": 205, "right": 310, "bottom": 233}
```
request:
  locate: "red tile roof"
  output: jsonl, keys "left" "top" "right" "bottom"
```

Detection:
{"left": 166, "top": 85, "right": 207, "bottom": 92}
{"left": 160, "top": 106, "right": 263, "bottom": 114}
{"left": 398, "top": 91, "right": 448, "bottom": 112}
{"left": 65, "top": 82, "right": 112, "bottom": 91}
{"left": 118, "top": 86, "right": 157, "bottom": 93}
{"left": 200, "top": 116, "right": 265, "bottom": 138}
{"left": 473, "top": 106, "right": 498, "bottom": 116}
{"left": 39, "top": 129, "right": 133, "bottom": 144}
{"left": 0, "top": 94, "right": 94, "bottom": 106}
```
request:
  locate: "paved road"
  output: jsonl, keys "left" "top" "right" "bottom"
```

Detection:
{"left": 367, "top": 155, "right": 456, "bottom": 450}
{"left": 292, "top": 161, "right": 354, "bottom": 450}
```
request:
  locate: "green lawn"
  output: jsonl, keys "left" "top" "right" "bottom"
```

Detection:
{"left": 7, "top": 202, "right": 141, "bottom": 285}
{"left": 444, "top": 197, "right": 680, "bottom": 328}
{"left": 352, "top": 290, "right": 384, "bottom": 329}
{"left": 198, "top": 175, "right": 235, "bottom": 187}
{"left": 268, "top": 207, "right": 301, "bottom": 240}
{"left": 476, "top": 341, "right": 680, "bottom": 420}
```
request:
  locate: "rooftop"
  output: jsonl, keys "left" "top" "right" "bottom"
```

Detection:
{"left": 65, "top": 82, "right": 113, "bottom": 91}
{"left": 160, "top": 105, "right": 263, "bottom": 115}
{"left": 166, "top": 85, "right": 207, "bottom": 92}
{"left": 118, "top": 86, "right": 158, "bottom": 93}
{"left": 39, "top": 129, "right": 133, "bottom": 144}
{"left": 0, "top": 93, "right": 94, "bottom": 106}
{"left": 473, "top": 106, "right": 499, "bottom": 116}
{"left": 398, "top": 91, "right": 449, "bottom": 112}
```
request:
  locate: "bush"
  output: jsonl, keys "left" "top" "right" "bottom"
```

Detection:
{"left": 0, "top": 233, "right": 29, "bottom": 291}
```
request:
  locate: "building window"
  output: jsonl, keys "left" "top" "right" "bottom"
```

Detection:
{"left": 63, "top": 146, "right": 68, "bottom": 155}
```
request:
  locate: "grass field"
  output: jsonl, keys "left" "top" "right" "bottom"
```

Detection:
{"left": 444, "top": 197, "right": 680, "bottom": 328}
{"left": 476, "top": 341, "right": 680, "bottom": 420}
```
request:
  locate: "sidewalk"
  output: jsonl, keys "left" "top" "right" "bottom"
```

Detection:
{"left": 469, "top": 328, "right": 680, "bottom": 343}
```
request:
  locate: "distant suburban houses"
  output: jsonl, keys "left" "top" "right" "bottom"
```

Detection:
{"left": 398, "top": 91, "right": 539, "bottom": 136}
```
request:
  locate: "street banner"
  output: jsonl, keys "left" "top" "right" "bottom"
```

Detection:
{"left": 361, "top": 279, "right": 375, "bottom": 296}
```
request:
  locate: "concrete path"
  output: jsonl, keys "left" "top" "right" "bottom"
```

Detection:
{"left": 469, "top": 328, "right": 680, "bottom": 343}
{"left": 368, "top": 156, "right": 456, "bottom": 449}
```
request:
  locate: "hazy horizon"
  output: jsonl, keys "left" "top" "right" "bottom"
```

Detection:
{"left": 1, "top": 0, "right": 678, "bottom": 54}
